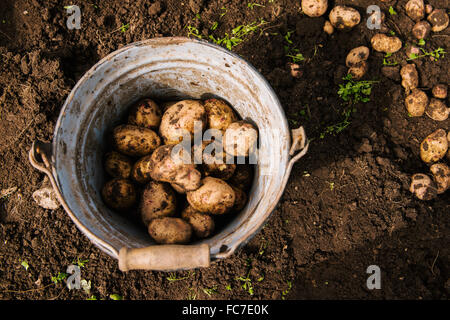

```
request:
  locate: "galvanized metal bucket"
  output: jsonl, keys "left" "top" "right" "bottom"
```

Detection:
{"left": 29, "top": 37, "right": 308, "bottom": 271}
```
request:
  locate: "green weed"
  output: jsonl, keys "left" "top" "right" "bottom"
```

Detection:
{"left": 407, "top": 47, "right": 446, "bottom": 61}
{"left": 283, "top": 31, "right": 305, "bottom": 63}
{"left": 338, "top": 74, "right": 379, "bottom": 104}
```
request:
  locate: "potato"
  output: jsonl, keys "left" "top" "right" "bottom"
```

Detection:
{"left": 139, "top": 181, "right": 177, "bottom": 226}
{"left": 425, "top": 98, "right": 449, "bottom": 121}
{"left": 405, "top": 0, "right": 425, "bottom": 22}
{"left": 231, "top": 186, "right": 247, "bottom": 212}
{"left": 130, "top": 155, "right": 152, "bottom": 184}
{"left": 148, "top": 217, "right": 192, "bottom": 244}
{"left": 432, "top": 84, "right": 448, "bottom": 99}
{"left": 420, "top": 129, "right": 448, "bottom": 163}
{"left": 187, "top": 177, "right": 235, "bottom": 215}
{"left": 370, "top": 34, "right": 402, "bottom": 53}
{"left": 113, "top": 124, "right": 161, "bottom": 157}
{"left": 405, "top": 45, "right": 420, "bottom": 59}
{"left": 223, "top": 121, "right": 258, "bottom": 157}
{"left": 150, "top": 144, "right": 202, "bottom": 192}
{"left": 102, "top": 178, "right": 137, "bottom": 210}
{"left": 301, "top": 0, "right": 328, "bottom": 18}
{"left": 430, "top": 163, "right": 450, "bottom": 194}
{"left": 409, "top": 174, "right": 437, "bottom": 200}
{"left": 160, "top": 101, "right": 178, "bottom": 113}
{"left": 405, "top": 88, "right": 428, "bottom": 117}
{"left": 159, "top": 100, "right": 206, "bottom": 145}
{"left": 323, "top": 20, "right": 334, "bottom": 35}
{"left": 348, "top": 61, "right": 368, "bottom": 80}
{"left": 345, "top": 46, "right": 369, "bottom": 68}
{"left": 128, "top": 98, "right": 162, "bottom": 129}
{"left": 400, "top": 64, "right": 419, "bottom": 93}
{"left": 412, "top": 21, "right": 431, "bottom": 40}
{"left": 329, "top": 6, "right": 361, "bottom": 30}
{"left": 204, "top": 98, "right": 238, "bottom": 132}
{"left": 229, "top": 165, "right": 254, "bottom": 191}
{"left": 181, "top": 206, "right": 215, "bottom": 238}
{"left": 427, "top": 9, "right": 449, "bottom": 32}
{"left": 425, "top": 4, "right": 433, "bottom": 14}
{"left": 104, "top": 151, "right": 133, "bottom": 179}
{"left": 195, "top": 140, "right": 236, "bottom": 180}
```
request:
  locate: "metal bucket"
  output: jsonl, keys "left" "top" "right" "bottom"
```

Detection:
{"left": 29, "top": 37, "right": 308, "bottom": 271}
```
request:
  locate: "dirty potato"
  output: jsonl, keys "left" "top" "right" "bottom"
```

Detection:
{"left": 409, "top": 173, "right": 437, "bottom": 200}
{"left": 229, "top": 165, "right": 254, "bottom": 191}
{"left": 104, "top": 151, "right": 133, "bottom": 179}
{"left": 427, "top": 9, "right": 449, "bottom": 32}
{"left": 432, "top": 84, "right": 448, "bottom": 99}
{"left": 405, "top": 0, "right": 425, "bottom": 22}
{"left": 148, "top": 217, "right": 192, "bottom": 244}
{"left": 348, "top": 61, "right": 369, "bottom": 80}
{"left": 412, "top": 21, "right": 431, "bottom": 40}
{"left": 102, "top": 178, "right": 137, "bottom": 210}
{"left": 231, "top": 186, "right": 247, "bottom": 212}
{"left": 370, "top": 34, "right": 402, "bottom": 53}
{"left": 400, "top": 64, "right": 419, "bottom": 93}
{"left": 181, "top": 206, "right": 215, "bottom": 238}
{"left": 223, "top": 121, "right": 258, "bottom": 157}
{"left": 329, "top": 6, "right": 361, "bottom": 30}
{"left": 323, "top": 20, "right": 334, "bottom": 35}
{"left": 195, "top": 140, "right": 236, "bottom": 180}
{"left": 187, "top": 177, "right": 236, "bottom": 215}
{"left": 131, "top": 155, "right": 153, "bottom": 184}
{"left": 301, "top": 0, "right": 328, "bottom": 18}
{"left": 113, "top": 124, "right": 161, "bottom": 157}
{"left": 159, "top": 100, "right": 206, "bottom": 145}
{"left": 128, "top": 98, "right": 162, "bottom": 129}
{"left": 430, "top": 163, "right": 450, "bottom": 194}
{"left": 140, "top": 181, "right": 177, "bottom": 226}
{"left": 420, "top": 129, "right": 448, "bottom": 163}
{"left": 405, "top": 88, "right": 428, "bottom": 117}
{"left": 203, "top": 98, "right": 238, "bottom": 132}
{"left": 150, "top": 144, "right": 202, "bottom": 192}
{"left": 345, "top": 46, "right": 370, "bottom": 68}
{"left": 425, "top": 98, "right": 449, "bottom": 121}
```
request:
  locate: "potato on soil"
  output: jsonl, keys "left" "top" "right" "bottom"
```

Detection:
{"left": 405, "top": 0, "right": 425, "bottom": 22}
{"left": 323, "top": 20, "right": 334, "bottom": 35}
{"left": 412, "top": 21, "right": 431, "bottom": 40}
{"left": 427, "top": 9, "right": 449, "bottom": 32}
{"left": 223, "top": 121, "right": 258, "bottom": 157}
{"left": 150, "top": 144, "right": 202, "bottom": 192}
{"left": 104, "top": 151, "right": 133, "bottom": 179}
{"left": 400, "top": 64, "right": 419, "bottom": 93}
{"left": 140, "top": 181, "right": 177, "bottom": 226}
{"left": 148, "top": 217, "right": 192, "bottom": 244}
{"left": 345, "top": 46, "right": 369, "bottom": 68}
{"left": 229, "top": 165, "right": 254, "bottom": 191}
{"left": 159, "top": 100, "right": 206, "bottom": 145}
{"left": 102, "top": 178, "right": 137, "bottom": 210}
{"left": 329, "top": 6, "right": 361, "bottom": 30}
{"left": 301, "top": 0, "right": 328, "bottom": 18}
{"left": 409, "top": 173, "right": 437, "bottom": 200}
{"left": 370, "top": 34, "right": 402, "bottom": 53}
{"left": 432, "top": 84, "right": 448, "bottom": 99}
{"left": 405, "top": 88, "right": 428, "bottom": 117}
{"left": 194, "top": 140, "right": 236, "bottom": 180}
{"left": 231, "top": 186, "right": 247, "bottom": 212}
{"left": 425, "top": 98, "right": 449, "bottom": 121}
{"left": 131, "top": 155, "right": 153, "bottom": 184}
{"left": 204, "top": 98, "right": 238, "bottom": 132}
{"left": 181, "top": 206, "right": 215, "bottom": 238}
{"left": 430, "top": 163, "right": 450, "bottom": 194}
{"left": 420, "top": 129, "right": 448, "bottom": 163}
{"left": 113, "top": 124, "right": 161, "bottom": 157}
{"left": 128, "top": 98, "right": 162, "bottom": 129}
{"left": 348, "top": 61, "right": 368, "bottom": 80}
{"left": 187, "top": 177, "right": 235, "bottom": 215}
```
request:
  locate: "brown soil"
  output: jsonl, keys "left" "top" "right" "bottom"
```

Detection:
{"left": 0, "top": 0, "right": 449, "bottom": 300}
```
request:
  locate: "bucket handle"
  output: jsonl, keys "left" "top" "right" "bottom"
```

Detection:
{"left": 288, "top": 126, "right": 309, "bottom": 170}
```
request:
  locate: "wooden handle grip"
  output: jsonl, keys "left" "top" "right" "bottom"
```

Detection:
{"left": 118, "top": 244, "right": 210, "bottom": 271}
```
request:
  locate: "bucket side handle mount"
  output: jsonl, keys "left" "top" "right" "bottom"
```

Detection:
{"left": 288, "top": 126, "right": 309, "bottom": 166}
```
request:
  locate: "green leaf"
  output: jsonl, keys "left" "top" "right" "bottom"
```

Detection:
{"left": 21, "top": 260, "right": 29, "bottom": 271}
{"left": 110, "top": 294, "right": 123, "bottom": 300}
{"left": 388, "top": 6, "right": 397, "bottom": 15}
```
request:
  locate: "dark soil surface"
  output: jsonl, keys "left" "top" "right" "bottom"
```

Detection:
{"left": 0, "top": 0, "right": 449, "bottom": 300}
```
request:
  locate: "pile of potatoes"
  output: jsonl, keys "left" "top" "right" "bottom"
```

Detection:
{"left": 101, "top": 98, "right": 257, "bottom": 244}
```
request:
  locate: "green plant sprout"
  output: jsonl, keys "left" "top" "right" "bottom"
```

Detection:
{"left": 338, "top": 74, "right": 379, "bottom": 104}
{"left": 248, "top": 2, "right": 265, "bottom": 9}
{"left": 236, "top": 272, "right": 254, "bottom": 295}
{"left": 388, "top": 6, "right": 397, "bottom": 15}
{"left": 417, "top": 38, "right": 426, "bottom": 46}
{"left": 407, "top": 47, "right": 446, "bottom": 61}
{"left": 166, "top": 271, "right": 194, "bottom": 282}
{"left": 220, "top": 6, "right": 228, "bottom": 18}
{"left": 187, "top": 25, "right": 203, "bottom": 39}
{"left": 225, "top": 284, "right": 232, "bottom": 291}
{"left": 383, "top": 52, "right": 398, "bottom": 66}
{"left": 73, "top": 258, "right": 89, "bottom": 268}
{"left": 51, "top": 272, "right": 67, "bottom": 284}
{"left": 202, "top": 287, "right": 217, "bottom": 297}
{"left": 21, "top": 260, "right": 29, "bottom": 271}
{"left": 281, "top": 281, "right": 292, "bottom": 300}
{"left": 319, "top": 109, "right": 353, "bottom": 139}
{"left": 208, "top": 19, "right": 268, "bottom": 50}
{"left": 210, "top": 21, "right": 219, "bottom": 31}
{"left": 110, "top": 293, "right": 123, "bottom": 300}
{"left": 86, "top": 295, "right": 97, "bottom": 300}
{"left": 120, "top": 23, "right": 130, "bottom": 32}
{"left": 283, "top": 31, "right": 305, "bottom": 63}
